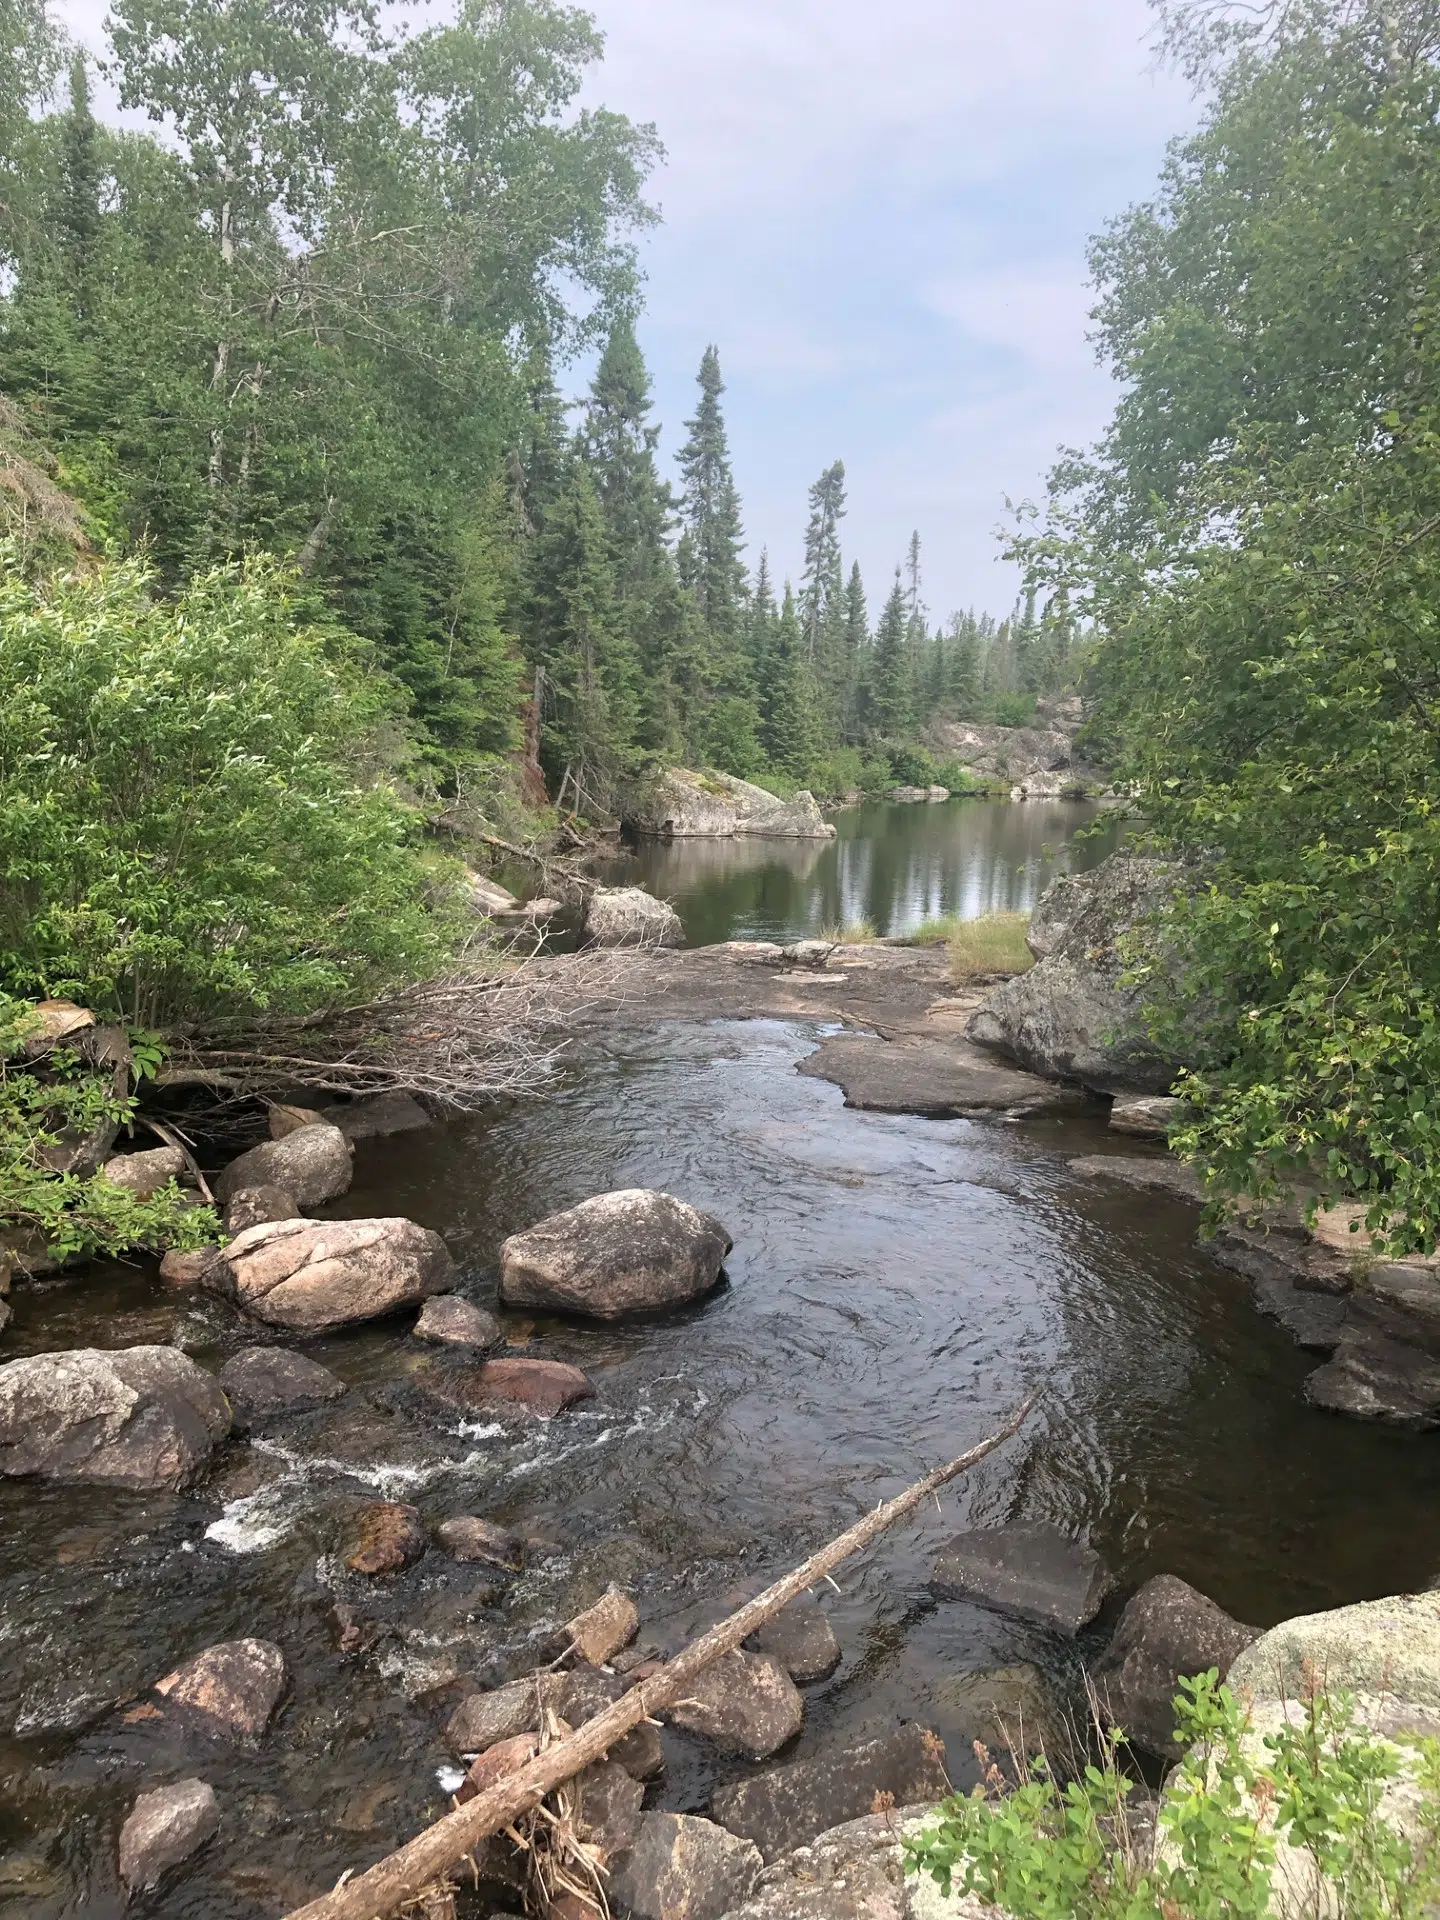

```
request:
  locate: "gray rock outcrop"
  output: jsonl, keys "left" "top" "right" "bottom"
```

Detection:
{"left": 1091, "top": 1575, "right": 1258, "bottom": 1759}
{"left": 214, "top": 1122, "right": 353, "bottom": 1208}
{"left": 499, "top": 1188, "right": 732, "bottom": 1320}
{"left": 118, "top": 1779, "right": 219, "bottom": 1891}
{"left": 0, "top": 1346, "right": 230, "bottom": 1490}
{"left": 711, "top": 1724, "right": 950, "bottom": 1862}
{"left": 667, "top": 1649, "right": 803, "bottom": 1760}
{"left": 625, "top": 768, "right": 835, "bottom": 840}
{"left": 925, "top": 718, "right": 1077, "bottom": 781}
{"left": 611, "top": 1812, "right": 763, "bottom": 1920}
{"left": 931, "top": 1522, "right": 1113, "bottom": 1635}
{"left": 966, "top": 854, "right": 1184, "bottom": 1092}
{"left": 208, "top": 1216, "right": 458, "bottom": 1333}
{"left": 583, "top": 886, "right": 686, "bottom": 948}
{"left": 215, "top": 1347, "right": 346, "bottom": 1429}
{"left": 715, "top": 1807, "right": 992, "bottom": 1919}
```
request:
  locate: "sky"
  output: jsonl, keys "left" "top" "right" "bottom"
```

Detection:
{"left": 53, "top": 0, "right": 1197, "bottom": 621}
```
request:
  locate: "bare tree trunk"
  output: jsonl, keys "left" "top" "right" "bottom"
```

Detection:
{"left": 282, "top": 1391, "right": 1041, "bottom": 1920}
{"left": 297, "top": 493, "right": 337, "bottom": 575}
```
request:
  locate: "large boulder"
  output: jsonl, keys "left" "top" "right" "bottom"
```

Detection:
{"left": 214, "top": 1123, "right": 353, "bottom": 1208}
{"left": 500, "top": 1189, "right": 732, "bottom": 1320}
{"left": 215, "top": 1347, "right": 346, "bottom": 1430}
{"left": 583, "top": 886, "right": 685, "bottom": 949}
{"left": 667, "top": 1649, "right": 804, "bottom": 1760}
{"left": 966, "top": 854, "right": 1183, "bottom": 1093}
{"left": 625, "top": 768, "right": 836, "bottom": 840}
{"left": 0, "top": 1346, "right": 230, "bottom": 1490}
{"left": 930, "top": 1523, "right": 1113, "bottom": 1635}
{"left": 208, "top": 1216, "right": 458, "bottom": 1333}
{"left": 610, "top": 1812, "right": 763, "bottom": 1920}
{"left": 716, "top": 1807, "right": 990, "bottom": 1919}
{"left": 711, "top": 1724, "right": 950, "bottom": 1862}
{"left": 118, "top": 1779, "right": 219, "bottom": 1892}
{"left": 1090, "top": 1575, "right": 1258, "bottom": 1760}
{"left": 100, "top": 1145, "right": 189, "bottom": 1198}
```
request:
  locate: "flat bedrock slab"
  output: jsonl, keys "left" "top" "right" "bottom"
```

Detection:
{"left": 216, "top": 1347, "right": 346, "bottom": 1429}
{"left": 667, "top": 1648, "right": 804, "bottom": 1760}
{"left": 118, "top": 1778, "right": 219, "bottom": 1891}
{"left": 610, "top": 1812, "right": 763, "bottom": 1920}
{"left": 500, "top": 1188, "right": 732, "bottom": 1320}
{"left": 1304, "top": 1330, "right": 1440, "bottom": 1428}
{"left": 154, "top": 1639, "right": 286, "bottom": 1737}
{"left": 210, "top": 1216, "right": 458, "bottom": 1333}
{"left": 745, "top": 1593, "right": 841, "bottom": 1685}
{"left": 711, "top": 1723, "right": 950, "bottom": 1863}
{"left": 799, "top": 1033, "right": 1086, "bottom": 1118}
{"left": 1090, "top": 1575, "right": 1258, "bottom": 1760}
{"left": 412, "top": 1294, "right": 503, "bottom": 1349}
{"left": 1068, "top": 1153, "right": 1204, "bottom": 1203}
{"left": 931, "top": 1522, "right": 1114, "bottom": 1635}
{"left": 214, "top": 1122, "right": 353, "bottom": 1207}
{"left": 0, "top": 1345, "right": 230, "bottom": 1490}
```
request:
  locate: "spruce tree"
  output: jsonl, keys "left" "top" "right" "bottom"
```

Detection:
{"left": 841, "top": 559, "right": 868, "bottom": 739}
{"left": 948, "top": 612, "right": 982, "bottom": 715}
{"left": 60, "top": 53, "right": 101, "bottom": 309}
{"left": 762, "top": 583, "right": 818, "bottom": 779}
{"left": 799, "top": 459, "right": 846, "bottom": 662}
{"left": 676, "top": 345, "right": 746, "bottom": 654}
{"left": 870, "top": 567, "right": 911, "bottom": 739}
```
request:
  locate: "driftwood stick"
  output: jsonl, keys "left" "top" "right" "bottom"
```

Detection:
{"left": 283, "top": 1389, "right": 1041, "bottom": 1920}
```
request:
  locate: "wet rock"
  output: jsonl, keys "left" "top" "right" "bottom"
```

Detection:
{"left": 564, "top": 1587, "right": 640, "bottom": 1665}
{"left": 436, "top": 1515, "right": 525, "bottom": 1569}
{"left": 210, "top": 1215, "right": 459, "bottom": 1333}
{"left": 0, "top": 1346, "right": 230, "bottom": 1490}
{"left": 462, "top": 1357, "right": 596, "bottom": 1418}
{"left": 1109, "top": 1095, "right": 1182, "bottom": 1138}
{"left": 611, "top": 1718, "right": 666, "bottom": 1782}
{"left": 348, "top": 1500, "right": 427, "bottom": 1575}
{"left": 584, "top": 886, "right": 686, "bottom": 949}
{"left": 1247, "top": 1273, "right": 1349, "bottom": 1352}
{"left": 320, "top": 1091, "right": 433, "bottom": 1140}
{"left": 1068, "top": 1154, "right": 1204, "bottom": 1202}
{"left": 1091, "top": 1575, "right": 1259, "bottom": 1760}
{"left": 717, "top": 1806, "right": 988, "bottom": 1920}
{"left": 799, "top": 1034, "right": 1083, "bottom": 1118}
{"left": 119, "top": 1778, "right": 220, "bottom": 1891}
{"left": 966, "top": 854, "right": 1184, "bottom": 1093}
{"left": 101, "top": 1145, "right": 188, "bottom": 1197}
{"left": 414, "top": 1295, "right": 503, "bottom": 1349}
{"left": 746, "top": 1594, "right": 841, "bottom": 1684}
{"left": 214, "top": 1122, "right": 353, "bottom": 1208}
{"left": 667, "top": 1649, "right": 803, "bottom": 1760}
{"left": 222, "top": 1184, "right": 299, "bottom": 1234}
{"left": 446, "top": 1676, "right": 561, "bottom": 1754}
{"left": 461, "top": 1732, "right": 540, "bottom": 1799}
{"left": 268, "top": 1102, "right": 324, "bottom": 1138}
{"left": 160, "top": 1247, "right": 221, "bottom": 1286}
{"left": 216, "top": 1347, "right": 346, "bottom": 1429}
{"left": 711, "top": 1724, "right": 950, "bottom": 1863}
{"left": 935, "top": 1663, "right": 1068, "bottom": 1761}
{"left": 154, "top": 1638, "right": 286, "bottom": 1737}
{"left": 931, "top": 1523, "right": 1113, "bottom": 1635}
{"left": 500, "top": 1189, "right": 732, "bottom": 1321}
{"left": 623, "top": 768, "right": 835, "bottom": 841}
{"left": 575, "top": 1759, "right": 645, "bottom": 1858}
{"left": 610, "top": 1812, "right": 762, "bottom": 1920}
{"left": 1358, "top": 1262, "right": 1440, "bottom": 1353}
{"left": 1304, "top": 1331, "right": 1440, "bottom": 1428}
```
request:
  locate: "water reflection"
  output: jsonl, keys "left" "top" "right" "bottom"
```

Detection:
{"left": 600, "top": 799, "right": 1120, "bottom": 945}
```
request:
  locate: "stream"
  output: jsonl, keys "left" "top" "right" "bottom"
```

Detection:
{"left": 2, "top": 799, "right": 1438, "bottom": 1917}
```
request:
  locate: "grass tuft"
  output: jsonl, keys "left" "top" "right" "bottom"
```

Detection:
{"left": 819, "top": 917, "right": 879, "bottom": 944}
{"left": 947, "top": 912, "right": 1033, "bottom": 978}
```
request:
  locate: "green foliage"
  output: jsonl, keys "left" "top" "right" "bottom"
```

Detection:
{"left": 0, "top": 997, "right": 220, "bottom": 1261}
{"left": 990, "top": 691, "right": 1038, "bottom": 728}
{"left": 906, "top": 1672, "right": 1440, "bottom": 1920}
{"left": 0, "top": 551, "right": 461, "bottom": 1030}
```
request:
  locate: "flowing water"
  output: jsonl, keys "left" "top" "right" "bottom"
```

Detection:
{"left": 2, "top": 800, "right": 1437, "bottom": 1918}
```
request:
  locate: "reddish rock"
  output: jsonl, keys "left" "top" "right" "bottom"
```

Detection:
{"left": 348, "top": 1501, "right": 427, "bottom": 1575}
{"left": 459, "top": 1732, "right": 540, "bottom": 1800}
{"left": 467, "top": 1357, "right": 596, "bottom": 1419}
{"left": 563, "top": 1586, "right": 639, "bottom": 1665}
{"left": 154, "top": 1639, "right": 286, "bottom": 1737}
{"left": 160, "top": 1248, "right": 220, "bottom": 1286}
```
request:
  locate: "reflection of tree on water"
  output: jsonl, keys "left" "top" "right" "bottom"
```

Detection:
{"left": 601, "top": 800, "right": 1119, "bottom": 945}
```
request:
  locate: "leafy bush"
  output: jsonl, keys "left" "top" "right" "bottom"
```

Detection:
{"left": 906, "top": 1672, "right": 1440, "bottom": 1920}
{"left": 0, "top": 554, "right": 464, "bottom": 1033}
{"left": 987, "top": 692, "right": 1038, "bottom": 728}
{"left": 887, "top": 743, "right": 940, "bottom": 787}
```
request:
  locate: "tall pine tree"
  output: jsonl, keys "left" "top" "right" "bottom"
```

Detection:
{"left": 676, "top": 345, "right": 747, "bottom": 655}
{"left": 870, "top": 567, "right": 911, "bottom": 739}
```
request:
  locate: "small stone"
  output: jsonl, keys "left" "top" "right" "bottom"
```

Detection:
{"left": 154, "top": 1639, "right": 286, "bottom": 1737}
{"left": 746, "top": 1593, "right": 841, "bottom": 1684}
{"left": 609, "top": 1812, "right": 762, "bottom": 1920}
{"left": 611, "top": 1719, "right": 666, "bottom": 1781}
{"left": 436, "top": 1515, "right": 525, "bottom": 1569}
{"left": 223, "top": 1184, "right": 299, "bottom": 1234}
{"left": 101, "top": 1145, "right": 188, "bottom": 1198}
{"left": 348, "top": 1501, "right": 427, "bottom": 1575}
{"left": 711, "top": 1723, "right": 950, "bottom": 1862}
{"left": 1091, "top": 1576, "right": 1258, "bottom": 1760}
{"left": 414, "top": 1296, "right": 503, "bottom": 1350}
{"left": 781, "top": 940, "right": 834, "bottom": 969}
{"left": 564, "top": 1587, "right": 639, "bottom": 1665}
{"left": 931, "top": 1522, "right": 1114, "bottom": 1635}
{"left": 216, "top": 1348, "right": 346, "bottom": 1430}
{"left": 118, "top": 1779, "right": 219, "bottom": 1890}
{"left": 445, "top": 1676, "right": 561, "bottom": 1754}
{"left": 214, "top": 1123, "right": 353, "bottom": 1208}
{"left": 465, "top": 1357, "right": 596, "bottom": 1419}
{"left": 160, "top": 1248, "right": 220, "bottom": 1286}
{"left": 460, "top": 1732, "right": 539, "bottom": 1800}
{"left": 268, "top": 1103, "right": 324, "bottom": 1139}
{"left": 667, "top": 1649, "right": 803, "bottom": 1760}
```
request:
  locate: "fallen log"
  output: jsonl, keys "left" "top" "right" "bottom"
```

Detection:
{"left": 283, "top": 1388, "right": 1041, "bottom": 1920}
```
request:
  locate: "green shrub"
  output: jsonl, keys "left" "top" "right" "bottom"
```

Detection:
{"left": 0, "top": 553, "right": 463, "bottom": 1032}
{"left": 906, "top": 1672, "right": 1440, "bottom": 1920}
{"left": 947, "top": 913, "right": 1033, "bottom": 975}
{"left": 988, "top": 692, "right": 1038, "bottom": 728}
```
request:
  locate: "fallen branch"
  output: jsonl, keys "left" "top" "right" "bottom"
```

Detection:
{"left": 283, "top": 1389, "right": 1042, "bottom": 1920}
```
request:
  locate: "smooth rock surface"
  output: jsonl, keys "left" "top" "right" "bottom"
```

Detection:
{"left": 435, "top": 1515, "right": 524, "bottom": 1569}
{"left": 799, "top": 1033, "right": 1081, "bottom": 1118}
{"left": 267, "top": 1103, "right": 324, "bottom": 1139}
{"left": 215, "top": 1347, "right": 346, "bottom": 1430}
{"left": 1303, "top": 1331, "right": 1440, "bottom": 1428}
{"left": 625, "top": 768, "right": 835, "bottom": 840}
{"left": 667, "top": 1649, "right": 804, "bottom": 1760}
{"left": 1091, "top": 1575, "right": 1258, "bottom": 1759}
{"left": 500, "top": 1189, "right": 732, "bottom": 1320}
{"left": 1069, "top": 1153, "right": 1204, "bottom": 1202}
{"left": 610, "top": 1812, "right": 763, "bottom": 1920}
{"left": 745, "top": 1594, "right": 841, "bottom": 1684}
{"left": 154, "top": 1639, "right": 286, "bottom": 1736}
{"left": 118, "top": 1778, "right": 219, "bottom": 1890}
{"left": 459, "top": 1356, "right": 597, "bottom": 1418}
{"left": 222, "top": 1184, "right": 300, "bottom": 1234}
{"left": 348, "top": 1500, "right": 426, "bottom": 1575}
{"left": 320, "top": 1091, "right": 432, "bottom": 1140}
{"left": 711, "top": 1724, "right": 950, "bottom": 1862}
{"left": 210, "top": 1216, "right": 458, "bottom": 1333}
{"left": 583, "top": 886, "right": 686, "bottom": 949}
{"left": 159, "top": 1248, "right": 220, "bottom": 1286}
{"left": 100, "top": 1145, "right": 188, "bottom": 1198}
{"left": 462, "top": 1731, "right": 540, "bottom": 1798}
{"left": 931, "top": 1523, "right": 1113, "bottom": 1634}
{"left": 214, "top": 1123, "right": 353, "bottom": 1208}
{"left": 0, "top": 1346, "right": 230, "bottom": 1490}
{"left": 1109, "top": 1095, "right": 1183, "bottom": 1138}
{"left": 413, "top": 1294, "right": 503, "bottom": 1349}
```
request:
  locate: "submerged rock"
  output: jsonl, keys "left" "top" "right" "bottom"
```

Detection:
{"left": 216, "top": 1347, "right": 346, "bottom": 1430}
{"left": 610, "top": 1812, "right": 763, "bottom": 1920}
{"left": 154, "top": 1639, "right": 286, "bottom": 1737}
{"left": 711, "top": 1724, "right": 950, "bottom": 1862}
{"left": 931, "top": 1523, "right": 1113, "bottom": 1635}
{"left": 1304, "top": 1331, "right": 1440, "bottom": 1428}
{"left": 1091, "top": 1575, "right": 1258, "bottom": 1760}
{"left": 118, "top": 1779, "right": 219, "bottom": 1891}
{"left": 348, "top": 1500, "right": 427, "bottom": 1575}
{"left": 0, "top": 1346, "right": 230, "bottom": 1490}
{"left": 1069, "top": 1153, "right": 1204, "bottom": 1203}
{"left": 319, "top": 1091, "right": 432, "bottom": 1140}
{"left": 745, "top": 1593, "right": 841, "bottom": 1685}
{"left": 412, "top": 1295, "right": 503, "bottom": 1349}
{"left": 500, "top": 1189, "right": 732, "bottom": 1320}
{"left": 214, "top": 1123, "right": 353, "bottom": 1208}
{"left": 210, "top": 1216, "right": 458, "bottom": 1333}
{"left": 667, "top": 1649, "right": 803, "bottom": 1760}
{"left": 935, "top": 1663, "right": 1068, "bottom": 1762}
{"left": 435, "top": 1515, "right": 525, "bottom": 1570}
{"left": 452, "top": 1356, "right": 597, "bottom": 1419}
{"left": 583, "top": 886, "right": 686, "bottom": 949}
{"left": 624, "top": 768, "right": 835, "bottom": 841}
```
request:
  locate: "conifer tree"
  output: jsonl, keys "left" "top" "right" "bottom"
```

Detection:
{"left": 60, "top": 53, "right": 101, "bottom": 308}
{"left": 676, "top": 345, "right": 746, "bottom": 654}
{"left": 745, "top": 548, "right": 777, "bottom": 691}
{"left": 841, "top": 559, "right": 868, "bottom": 738}
{"left": 762, "top": 583, "right": 818, "bottom": 779}
{"left": 799, "top": 460, "right": 846, "bottom": 662}
{"left": 948, "top": 611, "right": 982, "bottom": 715}
{"left": 870, "top": 567, "right": 911, "bottom": 738}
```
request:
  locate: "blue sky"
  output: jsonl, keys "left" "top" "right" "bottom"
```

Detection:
{"left": 55, "top": 0, "right": 1196, "bottom": 621}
